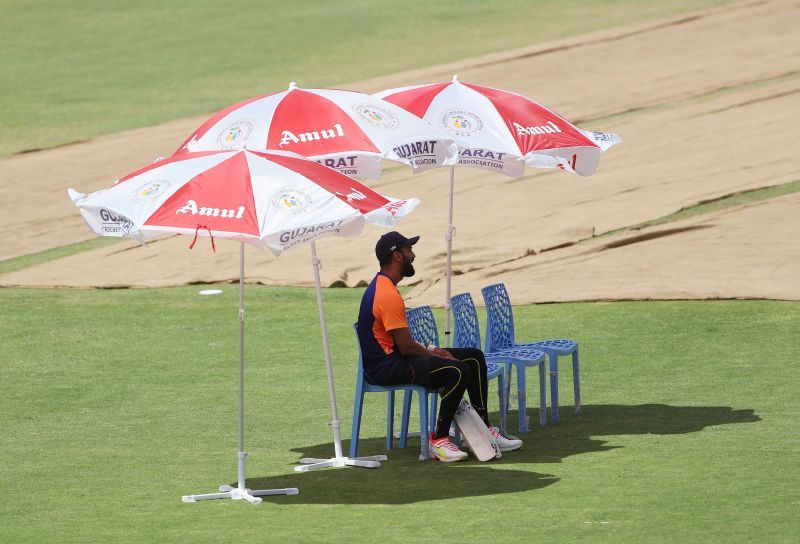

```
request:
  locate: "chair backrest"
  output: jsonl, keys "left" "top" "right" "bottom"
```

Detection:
{"left": 480, "top": 283, "right": 515, "bottom": 352}
{"left": 406, "top": 306, "right": 440, "bottom": 347}
{"left": 450, "top": 292, "right": 482, "bottom": 350}
{"left": 353, "top": 323, "right": 366, "bottom": 374}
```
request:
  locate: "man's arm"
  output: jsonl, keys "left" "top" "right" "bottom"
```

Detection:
{"left": 391, "top": 327, "right": 457, "bottom": 360}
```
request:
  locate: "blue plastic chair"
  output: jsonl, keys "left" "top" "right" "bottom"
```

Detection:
{"left": 404, "top": 306, "right": 441, "bottom": 432}
{"left": 350, "top": 324, "right": 434, "bottom": 460}
{"left": 481, "top": 283, "right": 581, "bottom": 424}
{"left": 451, "top": 292, "right": 547, "bottom": 433}
{"left": 405, "top": 305, "right": 506, "bottom": 436}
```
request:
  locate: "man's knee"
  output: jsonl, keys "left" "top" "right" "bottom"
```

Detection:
{"left": 455, "top": 360, "right": 473, "bottom": 384}
{"left": 449, "top": 347, "right": 485, "bottom": 363}
{"left": 466, "top": 348, "right": 486, "bottom": 364}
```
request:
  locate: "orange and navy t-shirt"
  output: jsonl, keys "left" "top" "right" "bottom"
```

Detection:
{"left": 357, "top": 272, "right": 407, "bottom": 380}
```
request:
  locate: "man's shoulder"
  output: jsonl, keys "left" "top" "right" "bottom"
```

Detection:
{"left": 374, "top": 274, "right": 403, "bottom": 304}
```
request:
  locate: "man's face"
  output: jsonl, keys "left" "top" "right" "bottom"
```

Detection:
{"left": 398, "top": 245, "right": 415, "bottom": 278}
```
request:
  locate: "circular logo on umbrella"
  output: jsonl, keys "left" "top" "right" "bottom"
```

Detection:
{"left": 354, "top": 104, "right": 399, "bottom": 129}
{"left": 133, "top": 179, "right": 170, "bottom": 203}
{"left": 217, "top": 120, "right": 254, "bottom": 148}
{"left": 271, "top": 188, "right": 312, "bottom": 215}
{"left": 441, "top": 110, "right": 483, "bottom": 136}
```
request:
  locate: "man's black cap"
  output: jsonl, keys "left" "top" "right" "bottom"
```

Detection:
{"left": 375, "top": 231, "right": 420, "bottom": 263}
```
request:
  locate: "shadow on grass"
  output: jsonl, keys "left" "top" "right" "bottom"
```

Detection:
{"left": 245, "top": 403, "right": 758, "bottom": 504}
{"left": 514, "top": 403, "right": 761, "bottom": 464}
{"left": 248, "top": 456, "right": 558, "bottom": 505}
{"left": 563, "top": 403, "right": 761, "bottom": 436}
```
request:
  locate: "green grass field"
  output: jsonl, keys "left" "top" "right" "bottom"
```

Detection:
{"left": 4, "top": 1, "right": 797, "bottom": 542}
{"left": 1, "top": 286, "right": 797, "bottom": 542}
{"left": 1, "top": 0, "right": 734, "bottom": 157}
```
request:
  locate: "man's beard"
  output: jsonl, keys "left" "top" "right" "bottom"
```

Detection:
{"left": 401, "top": 255, "right": 415, "bottom": 277}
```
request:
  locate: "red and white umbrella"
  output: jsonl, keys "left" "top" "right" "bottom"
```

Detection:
{"left": 375, "top": 76, "right": 621, "bottom": 345}
{"left": 69, "top": 149, "right": 418, "bottom": 254}
{"left": 175, "top": 83, "right": 459, "bottom": 179}
{"left": 68, "top": 150, "right": 420, "bottom": 503}
{"left": 375, "top": 75, "right": 620, "bottom": 178}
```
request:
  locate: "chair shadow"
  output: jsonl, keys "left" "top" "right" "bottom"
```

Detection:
{"left": 247, "top": 403, "right": 758, "bottom": 505}
{"left": 508, "top": 403, "right": 761, "bottom": 464}
{"left": 563, "top": 403, "right": 761, "bottom": 436}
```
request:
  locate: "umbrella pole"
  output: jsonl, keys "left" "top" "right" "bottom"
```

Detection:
{"left": 444, "top": 166, "right": 456, "bottom": 348}
{"left": 236, "top": 242, "right": 248, "bottom": 491}
{"left": 295, "top": 241, "right": 386, "bottom": 471}
{"left": 182, "top": 242, "right": 299, "bottom": 504}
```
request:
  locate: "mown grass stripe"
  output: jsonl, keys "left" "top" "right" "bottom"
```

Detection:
{"left": 0, "top": 237, "right": 123, "bottom": 276}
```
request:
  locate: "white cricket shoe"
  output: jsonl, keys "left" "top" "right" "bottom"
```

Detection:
{"left": 489, "top": 427, "right": 522, "bottom": 451}
{"left": 429, "top": 433, "right": 468, "bottom": 462}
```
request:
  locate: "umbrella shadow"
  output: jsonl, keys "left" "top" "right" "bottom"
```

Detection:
{"left": 247, "top": 458, "right": 558, "bottom": 505}
{"left": 246, "top": 403, "right": 760, "bottom": 504}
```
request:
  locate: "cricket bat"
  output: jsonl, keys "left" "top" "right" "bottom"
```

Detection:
{"left": 454, "top": 399, "right": 501, "bottom": 461}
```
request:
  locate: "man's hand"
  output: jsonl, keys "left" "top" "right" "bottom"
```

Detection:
{"left": 431, "top": 347, "right": 457, "bottom": 360}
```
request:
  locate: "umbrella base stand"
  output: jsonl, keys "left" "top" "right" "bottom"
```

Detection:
{"left": 182, "top": 451, "right": 299, "bottom": 504}
{"left": 182, "top": 484, "right": 299, "bottom": 504}
{"left": 294, "top": 454, "right": 387, "bottom": 472}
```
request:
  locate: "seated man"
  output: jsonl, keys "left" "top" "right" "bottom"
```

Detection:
{"left": 356, "top": 231, "right": 521, "bottom": 462}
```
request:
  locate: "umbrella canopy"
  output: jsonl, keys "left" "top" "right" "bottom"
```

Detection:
{"left": 68, "top": 150, "right": 419, "bottom": 502}
{"left": 375, "top": 76, "right": 621, "bottom": 346}
{"left": 375, "top": 75, "right": 621, "bottom": 178}
{"left": 69, "top": 149, "right": 419, "bottom": 253}
{"left": 174, "top": 83, "right": 459, "bottom": 179}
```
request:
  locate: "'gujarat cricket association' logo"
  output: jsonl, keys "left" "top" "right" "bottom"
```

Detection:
{"left": 99, "top": 209, "right": 134, "bottom": 235}
{"left": 133, "top": 179, "right": 170, "bottom": 203}
{"left": 353, "top": 103, "right": 399, "bottom": 129}
{"left": 271, "top": 188, "right": 312, "bottom": 215}
{"left": 441, "top": 110, "right": 483, "bottom": 137}
{"left": 217, "top": 120, "right": 254, "bottom": 148}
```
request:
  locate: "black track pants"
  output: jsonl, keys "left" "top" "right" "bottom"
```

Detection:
{"left": 428, "top": 347, "right": 489, "bottom": 438}
{"left": 369, "top": 347, "right": 490, "bottom": 439}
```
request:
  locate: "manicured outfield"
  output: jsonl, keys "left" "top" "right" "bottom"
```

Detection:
{"left": 2, "top": 286, "right": 797, "bottom": 542}
{"left": 1, "top": 0, "right": 734, "bottom": 157}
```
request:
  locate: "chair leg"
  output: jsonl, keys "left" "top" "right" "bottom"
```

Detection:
{"left": 400, "top": 390, "right": 413, "bottom": 449}
{"left": 349, "top": 385, "right": 365, "bottom": 458}
{"left": 429, "top": 392, "right": 438, "bottom": 434}
{"left": 418, "top": 390, "right": 430, "bottom": 460}
{"left": 549, "top": 352, "right": 560, "bottom": 424}
{"left": 503, "top": 364, "right": 512, "bottom": 436}
{"left": 516, "top": 362, "right": 528, "bottom": 433}
{"left": 386, "top": 391, "right": 395, "bottom": 451}
{"left": 538, "top": 360, "right": 547, "bottom": 428}
{"left": 497, "top": 368, "right": 507, "bottom": 437}
{"left": 572, "top": 347, "right": 581, "bottom": 415}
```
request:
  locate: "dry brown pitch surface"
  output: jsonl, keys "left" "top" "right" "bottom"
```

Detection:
{"left": 2, "top": 0, "right": 798, "bottom": 304}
